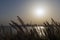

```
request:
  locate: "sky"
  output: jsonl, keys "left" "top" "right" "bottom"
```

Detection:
{"left": 0, "top": 0, "right": 60, "bottom": 25}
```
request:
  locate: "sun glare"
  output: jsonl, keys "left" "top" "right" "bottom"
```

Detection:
{"left": 34, "top": 8, "right": 45, "bottom": 17}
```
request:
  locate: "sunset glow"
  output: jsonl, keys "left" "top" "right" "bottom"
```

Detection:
{"left": 34, "top": 8, "right": 45, "bottom": 17}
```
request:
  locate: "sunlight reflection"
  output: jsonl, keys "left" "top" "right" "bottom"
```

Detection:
{"left": 35, "top": 26, "right": 46, "bottom": 37}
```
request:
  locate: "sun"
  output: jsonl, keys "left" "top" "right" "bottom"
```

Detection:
{"left": 34, "top": 8, "right": 45, "bottom": 17}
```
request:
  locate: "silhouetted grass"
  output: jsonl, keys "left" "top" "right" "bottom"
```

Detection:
{"left": 0, "top": 16, "right": 60, "bottom": 40}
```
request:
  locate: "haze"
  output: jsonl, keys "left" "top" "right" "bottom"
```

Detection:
{"left": 0, "top": 0, "right": 60, "bottom": 25}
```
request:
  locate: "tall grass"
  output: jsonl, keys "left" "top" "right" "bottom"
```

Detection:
{"left": 0, "top": 16, "right": 60, "bottom": 40}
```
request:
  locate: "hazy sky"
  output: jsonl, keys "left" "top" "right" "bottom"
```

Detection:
{"left": 0, "top": 0, "right": 60, "bottom": 25}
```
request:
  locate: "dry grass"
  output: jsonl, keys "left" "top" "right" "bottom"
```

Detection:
{"left": 0, "top": 16, "right": 60, "bottom": 40}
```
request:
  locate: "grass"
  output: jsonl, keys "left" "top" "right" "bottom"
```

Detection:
{"left": 0, "top": 16, "right": 60, "bottom": 40}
